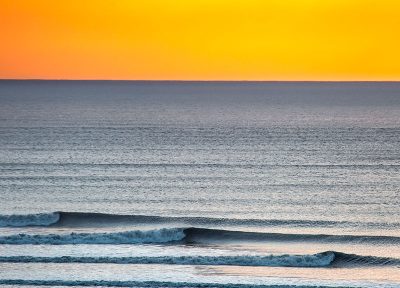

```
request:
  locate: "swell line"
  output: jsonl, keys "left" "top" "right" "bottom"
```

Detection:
{"left": 0, "top": 251, "right": 397, "bottom": 268}
{"left": 0, "top": 227, "right": 399, "bottom": 245}
{"left": 184, "top": 228, "right": 400, "bottom": 244}
{"left": 1, "top": 211, "right": 399, "bottom": 230}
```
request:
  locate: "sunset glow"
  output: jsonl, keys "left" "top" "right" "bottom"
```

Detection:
{"left": 1, "top": 0, "right": 400, "bottom": 80}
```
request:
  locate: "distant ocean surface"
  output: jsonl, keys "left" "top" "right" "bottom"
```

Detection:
{"left": 0, "top": 81, "right": 399, "bottom": 288}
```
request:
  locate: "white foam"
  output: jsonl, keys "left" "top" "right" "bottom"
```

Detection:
{"left": 0, "top": 228, "right": 186, "bottom": 244}
{"left": 0, "top": 252, "right": 335, "bottom": 267}
{"left": 0, "top": 212, "right": 60, "bottom": 227}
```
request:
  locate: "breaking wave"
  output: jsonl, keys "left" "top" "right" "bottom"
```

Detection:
{"left": 0, "top": 212, "right": 60, "bottom": 227}
{"left": 0, "top": 228, "right": 185, "bottom": 245}
{"left": 0, "top": 227, "right": 399, "bottom": 245}
{"left": 0, "top": 251, "right": 397, "bottom": 268}
{"left": 0, "top": 251, "right": 335, "bottom": 267}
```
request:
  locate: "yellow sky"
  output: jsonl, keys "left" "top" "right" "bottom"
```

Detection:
{"left": 1, "top": 0, "right": 400, "bottom": 80}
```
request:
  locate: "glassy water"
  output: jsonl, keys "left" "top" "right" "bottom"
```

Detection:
{"left": 0, "top": 81, "right": 399, "bottom": 288}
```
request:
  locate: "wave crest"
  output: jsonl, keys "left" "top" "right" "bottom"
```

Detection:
{"left": 0, "top": 252, "right": 335, "bottom": 267}
{"left": 0, "top": 212, "right": 60, "bottom": 227}
{"left": 0, "top": 228, "right": 185, "bottom": 245}
{"left": 1, "top": 211, "right": 398, "bottom": 231}
{"left": 1, "top": 251, "right": 397, "bottom": 267}
{"left": 1, "top": 227, "right": 399, "bottom": 245}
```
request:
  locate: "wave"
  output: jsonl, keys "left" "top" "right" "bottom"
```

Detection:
{"left": 1, "top": 211, "right": 398, "bottom": 229}
{"left": 0, "top": 227, "right": 399, "bottom": 245}
{"left": 0, "top": 279, "right": 379, "bottom": 288}
{"left": 0, "top": 228, "right": 185, "bottom": 245}
{"left": 0, "top": 212, "right": 60, "bottom": 227}
{"left": 0, "top": 251, "right": 335, "bottom": 267}
{"left": 184, "top": 228, "right": 400, "bottom": 245}
{"left": 333, "top": 251, "right": 400, "bottom": 267}
{"left": 0, "top": 251, "right": 397, "bottom": 268}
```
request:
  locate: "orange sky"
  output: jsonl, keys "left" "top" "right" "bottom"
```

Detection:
{"left": 1, "top": 0, "right": 400, "bottom": 80}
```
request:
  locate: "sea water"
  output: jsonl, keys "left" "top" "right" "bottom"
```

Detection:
{"left": 0, "top": 81, "right": 399, "bottom": 288}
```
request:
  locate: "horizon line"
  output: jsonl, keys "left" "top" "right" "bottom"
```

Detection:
{"left": 1, "top": 79, "right": 400, "bottom": 83}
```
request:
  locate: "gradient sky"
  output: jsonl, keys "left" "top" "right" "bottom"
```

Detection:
{"left": 1, "top": 0, "right": 400, "bottom": 80}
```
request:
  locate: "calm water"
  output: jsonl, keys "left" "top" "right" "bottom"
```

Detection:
{"left": 0, "top": 81, "right": 399, "bottom": 288}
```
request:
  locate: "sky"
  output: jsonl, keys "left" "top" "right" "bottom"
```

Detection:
{"left": 1, "top": 0, "right": 400, "bottom": 81}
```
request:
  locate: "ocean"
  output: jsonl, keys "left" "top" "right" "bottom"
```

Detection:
{"left": 0, "top": 80, "right": 399, "bottom": 288}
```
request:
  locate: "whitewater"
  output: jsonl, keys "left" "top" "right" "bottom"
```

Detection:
{"left": 0, "top": 81, "right": 399, "bottom": 288}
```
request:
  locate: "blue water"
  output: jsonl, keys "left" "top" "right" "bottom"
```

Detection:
{"left": 0, "top": 81, "right": 399, "bottom": 288}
